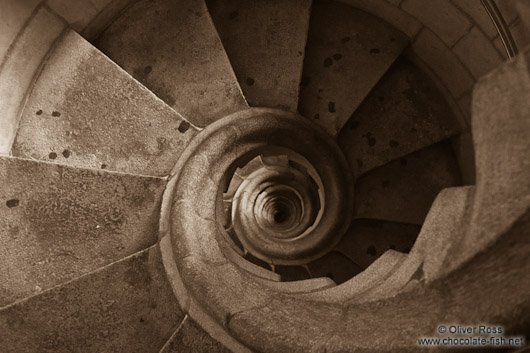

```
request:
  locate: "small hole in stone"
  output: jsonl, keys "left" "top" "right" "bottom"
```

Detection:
{"left": 328, "top": 102, "right": 336, "bottom": 113}
{"left": 367, "top": 245, "right": 377, "bottom": 256}
{"left": 323, "top": 58, "right": 333, "bottom": 67}
{"left": 228, "top": 10, "right": 238, "bottom": 19}
{"left": 178, "top": 121, "right": 190, "bottom": 133}
{"left": 62, "top": 149, "right": 71, "bottom": 158}
{"left": 101, "top": 164, "right": 107, "bottom": 169}
{"left": 49, "top": 152, "right": 57, "bottom": 159}
{"left": 139, "top": 317, "right": 145, "bottom": 323}
{"left": 246, "top": 77, "right": 255, "bottom": 86}
{"left": 36, "top": 110, "right": 43, "bottom": 115}
{"left": 52, "top": 111, "right": 61, "bottom": 117}
{"left": 6, "top": 199, "right": 19, "bottom": 208}
{"left": 144, "top": 66, "right": 152, "bottom": 74}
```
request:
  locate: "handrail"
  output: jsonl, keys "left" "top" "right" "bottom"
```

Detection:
{"left": 481, "top": 0, "right": 519, "bottom": 60}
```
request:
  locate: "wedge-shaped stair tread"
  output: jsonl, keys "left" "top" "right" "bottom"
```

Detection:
{"left": 95, "top": 0, "right": 248, "bottom": 127}
{"left": 12, "top": 30, "right": 195, "bottom": 177}
{"left": 207, "top": 0, "right": 311, "bottom": 111}
{"left": 354, "top": 141, "right": 462, "bottom": 225}
{"left": 0, "top": 245, "right": 184, "bottom": 353}
{"left": 299, "top": 0, "right": 408, "bottom": 135}
{"left": 339, "top": 57, "right": 462, "bottom": 175}
{"left": 0, "top": 156, "right": 165, "bottom": 306}
{"left": 337, "top": 219, "right": 420, "bottom": 271}
{"left": 160, "top": 315, "right": 231, "bottom": 353}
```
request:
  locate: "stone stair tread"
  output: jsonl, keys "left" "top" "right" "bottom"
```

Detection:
{"left": 0, "top": 245, "right": 184, "bottom": 353}
{"left": 353, "top": 141, "right": 462, "bottom": 225}
{"left": 95, "top": 0, "right": 248, "bottom": 128}
{"left": 12, "top": 30, "right": 196, "bottom": 177}
{"left": 339, "top": 56, "right": 462, "bottom": 175}
{"left": 298, "top": 0, "right": 408, "bottom": 135}
{"left": 207, "top": 0, "right": 312, "bottom": 112}
{"left": 160, "top": 315, "right": 231, "bottom": 353}
{"left": 0, "top": 156, "right": 166, "bottom": 307}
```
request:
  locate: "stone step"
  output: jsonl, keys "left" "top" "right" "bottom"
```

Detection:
{"left": 353, "top": 141, "right": 462, "bottom": 225}
{"left": 346, "top": 186, "right": 474, "bottom": 303}
{"left": 0, "top": 245, "right": 184, "bottom": 353}
{"left": 207, "top": 0, "right": 312, "bottom": 112}
{"left": 160, "top": 315, "right": 231, "bottom": 353}
{"left": 95, "top": 0, "right": 248, "bottom": 128}
{"left": 0, "top": 156, "right": 166, "bottom": 307}
{"left": 298, "top": 0, "right": 408, "bottom": 136}
{"left": 11, "top": 30, "right": 196, "bottom": 177}
{"left": 339, "top": 56, "right": 463, "bottom": 176}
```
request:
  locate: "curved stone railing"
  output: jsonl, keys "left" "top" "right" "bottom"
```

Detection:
{"left": 482, "top": 0, "right": 518, "bottom": 60}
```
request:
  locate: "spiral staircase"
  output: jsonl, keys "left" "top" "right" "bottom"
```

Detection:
{"left": 1, "top": 0, "right": 530, "bottom": 352}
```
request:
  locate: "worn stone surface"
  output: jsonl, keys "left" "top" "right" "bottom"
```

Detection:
{"left": 95, "top": 0, "right": 248, "bottom": 128}
{"left": 0, "top": 245, "right": 185, "bottom": 353}
{"left": 0, "top": 6, "right": 65, "bottom": 154}
{"left": 339, "top": 57, "right": 461, "bottom": 175}
{"left": 161, "top": 316, "right": 231, "bottom": 353}
{"left": 207, "top": 0, "right": 311, "bottom": 112}
{"left": 353, "top": 141, "right": 462, "bottom": 225}
{"left": 412, "top": 186, "right": 475, "bottom": 282}
{"left": 299, "top": 0, "right": 408, "bottom": 135}
{"left": 12, "top": 30, "right": 196, "bottom": 177}
{"left": 453, "top": 26, "right": 504, "bottom": 80}
{"left": 300, "top": 250, "right": 404, "bottom": 303}
{"left": 0, "top": 156, "right": 165, "bottom": 306}
{"left": 448, "top": 46, "right": 530, "bottom": 269}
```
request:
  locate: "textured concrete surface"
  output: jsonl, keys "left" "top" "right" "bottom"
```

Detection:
{"left": 161, "top": 316, "right": 231, "bottom": 353}
{"left": 0, "top": 5, "right": 65, "bottom": 154}
{"left": 412, "top": 186, "right": 475, "bottom": 282}
{"left": 339, "top": 57, "right": 461, "bottom": 175}
{"left": 353, "top": 141, "right": 461, "bottom": 225}
{"left": 0, "top": 156, "right": 165, "bottom": 306}
{"left": 12, "top": 30, "right": 196, "bottom": 177}
{"left": 298, "top": 0, "right": 408, "bottom": 135}
{"left": 447, "top": 45, "right": 530, "bottom": 270}
{"left": 95, "top": 0, "right": 248, "bottom": 128}
{"left": 208, "top": 0, "right": 311, "bottom": 112}
{"left": 0, "top": 245, "right": 184, "bottom": 353}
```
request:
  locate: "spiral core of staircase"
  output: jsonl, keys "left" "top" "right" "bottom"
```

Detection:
{"left": 1, "top": 0, "right": 530, "bottom": 352}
